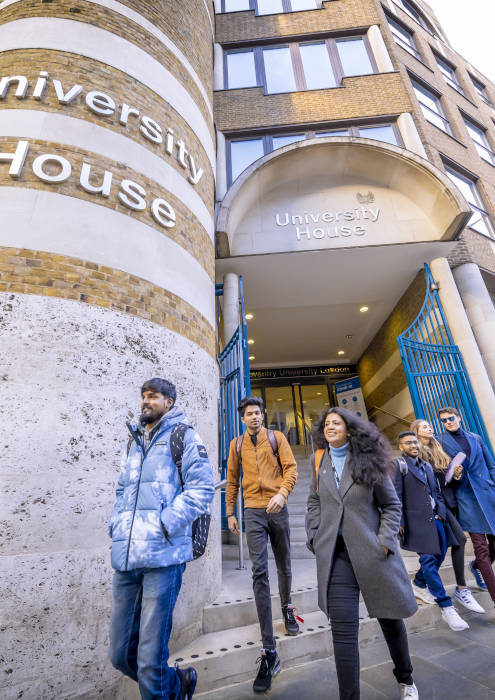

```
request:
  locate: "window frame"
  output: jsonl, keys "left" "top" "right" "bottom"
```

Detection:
{"left": 411, "top": 77, "right": 452, "bottom": 136}
{"left": 220, "top": 0, "right": 321, "bottom": 13}
{"left": 462, "top": 114, "right": 495, "bottom": 166}
{"left": 443, "top": 160, "right": 495, "bottom": 239}
{"left": 469, "top": 74, "right": 494, "bottom": 106}
{"left": 393, "top": 0, "right": 430, "bottom": 32}
{"left": 386, "top": 14, "right": 422, "bottom": 61}
{"left": 223, "top": 34, "right": 377, "bottom": 94}
{"left": 433, "top": 52, "right": 465, "bottom": 96}
{"left": 226, "top": 121, "right": 402, "bottom": 185}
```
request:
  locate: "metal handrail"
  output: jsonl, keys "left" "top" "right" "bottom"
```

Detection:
{"left": 368, "top": 405, "right": 410, "bottom": 427}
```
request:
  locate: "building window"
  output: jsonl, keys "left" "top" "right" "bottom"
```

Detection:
{"left": 470, "top": 75, "right": 493, "bottom": 106}
{"left": 224, "top": 36, "right": 376, "bottom": 93}
{"left": 220, "top": 0, "right": 319, "bottom": 13}
{"left": 263, "top": 45, "right": 297, "bottom": 93}
{"left": 411, "top": 79, "right": 451, "bottom": 134}
{"left": 444, "top": 164, "right": 494, "bottom": 239}
{"left": 434, "top": 54, "right": 464, "bottom": 95}
{"left": 225, "top": 50, "right": 258, "bottom": 89}
{"left": 387, "top": 16, "right": 421, "bottom": 60}
{"left": 227, "top": 122, "right": 399, "bottom": 183}
{"left": 336, "top": 38, "right": 374, "bottom": 77}
{"left": 394, "top": 0, "right": 430, "bottom": 31}
{"left": 463, "top": 116, "right": 495, "bottom": 165}
{"left": 230, "top": 138, "right": 265, "bottom": 181}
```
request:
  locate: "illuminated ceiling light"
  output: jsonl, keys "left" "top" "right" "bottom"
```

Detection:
{"left": 248, "top": 339, "right": 255, "bottom": 344}
{"left": 316, "top": 392, "right": 322, "bottom": 396}
{"left": 360, "top": 306, "right": 369, "bottom": 313}
{"left": 249, "top": 355, "right": 255, "bottom": 360}
{"left": 276, "top": 398, "right": 283, "bottom": 402}
{"left": 337, "top": 350, "right": 345, "bottom": 355}
{"left": 245, "top": 313, "right": 254, "bottom": 320}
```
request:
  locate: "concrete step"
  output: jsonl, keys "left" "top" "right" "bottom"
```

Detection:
{"left": 203, "top": 586, "right": 319, "bottom": 634}
{"left": 289, "top": 526, "right": 307, "bottom": 542}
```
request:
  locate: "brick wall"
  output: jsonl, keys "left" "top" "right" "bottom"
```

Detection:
{"left": 215, "top": 72, "right": 411, "bottom": 131}
{"left": 1, "top": 0, "right": 214, "bottom": 104}
{"left": 375, "top": 0, "right": 495, "bottom": 274}
{"left": 216, "top": 0, "right": 380, "bottom": 44}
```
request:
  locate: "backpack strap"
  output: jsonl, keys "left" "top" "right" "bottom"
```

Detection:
{"left": 315, "top": 449, "right": 325, "bottom": 493}
{"left": 236, "top": 434, "right": 244, "bottom": 469}
{"left": 267, "top": 429, "right": 282, "bottom": 470}
{"left": 170, "top": 422, "right": 191, "bottom": 489}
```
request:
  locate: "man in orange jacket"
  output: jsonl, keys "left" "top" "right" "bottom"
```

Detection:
{"left": 226, "top": 396, "right": 298, "bottom": 693}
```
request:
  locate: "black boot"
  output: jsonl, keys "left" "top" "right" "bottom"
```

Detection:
{"left": 282, "top": 604, "right": 300, "bottom": 636}
{"left": 253, "top": 648, "right": 281, "bottom": 693}
{"left": 175, "top": 663, "right": 197, "bottom": 699}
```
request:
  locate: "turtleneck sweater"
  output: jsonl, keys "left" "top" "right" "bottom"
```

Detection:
{"left": 449, "top": 428, "right": 471, "bottom": 460}
{"left": 329, "top": 442, "right": 349, "bottom": 484}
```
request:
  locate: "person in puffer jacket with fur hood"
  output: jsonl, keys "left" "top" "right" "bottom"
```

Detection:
{"left": 108, "top": 377, "right": 214, "bottom": 700}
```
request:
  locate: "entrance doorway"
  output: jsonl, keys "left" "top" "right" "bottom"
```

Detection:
{"left": 252, "top": 380, "right": 340, "bottom": 447}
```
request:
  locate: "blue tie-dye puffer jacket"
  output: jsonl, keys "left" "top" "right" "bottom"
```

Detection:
{"left": 108, "top": 405, "right": 215, "bottom": 571}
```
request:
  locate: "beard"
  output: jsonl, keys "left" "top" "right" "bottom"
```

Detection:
{"left": 140, "top": 408, "right": 164, "bottom": 425}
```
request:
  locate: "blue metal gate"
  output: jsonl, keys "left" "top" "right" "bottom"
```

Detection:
{"left": 398, "top": 264, "right": 490, "bottom": 445}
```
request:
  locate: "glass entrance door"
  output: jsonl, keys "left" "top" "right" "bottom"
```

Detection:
{"left": 300, "top": 384, "right": 331, "bottom": 429}
{"left": 264, "top": 386, "right": 300, "bottom": 446}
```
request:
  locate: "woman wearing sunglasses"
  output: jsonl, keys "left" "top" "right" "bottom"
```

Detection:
{"left": 410, "top": 419, "right": 485, "bottom": 614}
{"left": 306, "top": 407, "right": 418, "bottom": 700}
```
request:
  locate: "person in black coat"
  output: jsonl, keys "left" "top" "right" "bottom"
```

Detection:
{"left": 395, "top": 432, "right": 469, "bottom": 632}
{"left": 410, "top": 419, "right": 485, "bottom": 614}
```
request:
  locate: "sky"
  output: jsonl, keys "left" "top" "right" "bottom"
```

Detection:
{"left": 426, "top": 0, "right": 495, "bottom": 82}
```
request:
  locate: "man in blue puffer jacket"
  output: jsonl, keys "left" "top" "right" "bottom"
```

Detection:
{"left": 108, "top": 377, "right": 214, "bottom": 700}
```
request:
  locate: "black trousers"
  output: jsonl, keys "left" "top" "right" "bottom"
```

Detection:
{"left": 244, "top": 506, "right": 292, "bottom": 649}
{"left": 446, "top": 508, "right": 467, "bottom": 587}
{"left": 327, "top": 537, "right": 413, "bottom": 700}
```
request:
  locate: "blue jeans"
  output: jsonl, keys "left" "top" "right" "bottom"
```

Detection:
{"left": 414, "top": 518, "right": 452, "bottom": 608}
{"left": 109, "top": 564, "right": 185, "bottom": 699}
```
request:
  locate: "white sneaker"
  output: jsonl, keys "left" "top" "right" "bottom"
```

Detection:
{"left": 441, "top": 606, "right": 469, "bottom": 631}
{"left": 412, "top": 584, "right": 435, "bottom": 604}
{"left": 454, "top": 587, "right": 486, "bottom": 614}
{"left": 400, "top": 682, "right": 419, "bottom": 699}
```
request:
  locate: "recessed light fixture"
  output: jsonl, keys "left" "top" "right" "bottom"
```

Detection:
{"left": 316, "top": 392, "right": 322, "bottom": 396}
{"left": 337, "top": 350, "right": 345, "bottom": 355}
{"left": 249, "top": 355, "right": 255, "bottom": 360}
{"left": 346, "top": 334, "right": 353, "bottom": 339}
{"left": 276, "top": 398, "right": 283, "bottom": 402}
{"left": 360, "top": 306, "right": 369, "bottom": 313}
{"left": 248, "top": 339, "right": 255, "bottom": 344}
{"left": 245, "top": 313, "right": 254, "bottom": 320}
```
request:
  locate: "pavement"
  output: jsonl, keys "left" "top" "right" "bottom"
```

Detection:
{"left": 197, "top": 590, "right": 495, "bottom": 699}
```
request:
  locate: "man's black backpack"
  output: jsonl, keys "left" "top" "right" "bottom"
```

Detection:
{"left": 127, "top": 422, "right": 211, "bottom": 560}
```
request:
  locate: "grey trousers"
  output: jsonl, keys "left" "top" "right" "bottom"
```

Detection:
{"left": 244, "top": 506, "right": 292, "bottom": 649}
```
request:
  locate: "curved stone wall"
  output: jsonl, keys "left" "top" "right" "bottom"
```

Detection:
{"left": 0, "top": 2, "right": 218, "bottom": 698}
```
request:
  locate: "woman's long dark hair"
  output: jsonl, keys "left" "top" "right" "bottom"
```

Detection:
{"left": 312, "top": 406, "right": 394, "bottom": 486}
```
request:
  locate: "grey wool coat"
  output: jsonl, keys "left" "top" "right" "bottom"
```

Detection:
{"left": 305, "top": 449, "right": 418, "bottom": 620}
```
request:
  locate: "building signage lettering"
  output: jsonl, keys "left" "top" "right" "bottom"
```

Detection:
{"left": 275, "top": 207, "right": 380, "bottom": 241}
{"left": 0, "top": 73, "right": 204, "bottom": 186}
{"left": 0, "top": 140, "right": 177, "bottom": 228}
{"left": 251, "top": 365, "right": 354, "bottom": 380}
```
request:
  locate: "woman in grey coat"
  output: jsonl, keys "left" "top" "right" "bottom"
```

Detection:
{"left": 306, "top": 407, "right": 418, "bottom": 700}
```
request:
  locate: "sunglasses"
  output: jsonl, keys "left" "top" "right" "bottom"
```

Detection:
{"left": 440, "top": 416, "right": 457, "bottom": 423}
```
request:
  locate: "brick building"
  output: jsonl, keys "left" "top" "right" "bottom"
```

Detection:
{"left": 1, "top": 1, "right": 495, "bottom": 698}
{"left": 214, "top": 0, "right": 495, "bottom": 447}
